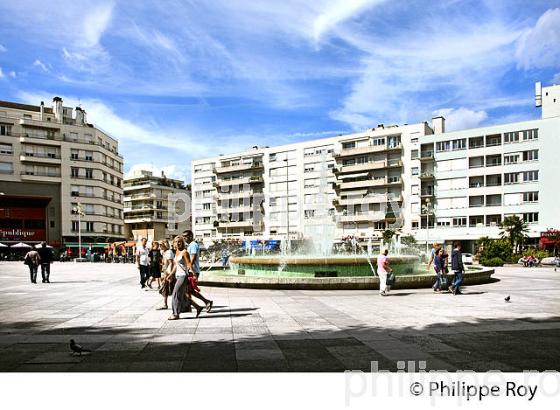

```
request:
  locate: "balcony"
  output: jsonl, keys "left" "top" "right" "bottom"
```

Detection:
{"left": 215, "top": 162, "right": 263, "bottom": 174}
{"left": 336, "top": 161, "right": 388, "bottom": 174}
{"left": 216, "top": 176, "right": 264, "bottom": 187}
{"left": 419, "top": 151, "right": 434, "bottom": 161}
{"left": 19, "top": 117, "right": 61, "bottom": 129}
{"left": 334, "top": 144, "right": 390, "bottom": 158}
{"left": 20, "top": 152, "right": 61, "bottom": 164}
{"left": 420, "top": 189, "right": 434, "bottom": 197}
{"left": 339, "top": 211, "right": 385, "bottom": 223}
{"left": 20, "top": 171, "right": 61, "bottom": 182}
{"left": 337, "top": 178, "right": 387, "bottom": 190}
{"left": 419, "top": 172, "right": 434, "bottom": 180}
{"left": 215, "top": 220, "right": 260, "bottom": 228}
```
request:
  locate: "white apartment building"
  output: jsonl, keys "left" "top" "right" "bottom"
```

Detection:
{"left": 413, "top": 82, "right": 560, "bottom": 251}
{"left": 192, "top": 82, "right": 560, "bottom": 252}
{"left": 0, "top": 97, "right": 124, "bottom": 251}
{"left": 123, "top": 169, "right": 191, "bottom": 241}
{"left": 192, "top": 121, "right": 433, "bottom": 243}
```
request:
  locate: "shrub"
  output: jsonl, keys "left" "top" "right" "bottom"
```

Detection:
{"left": 522, "top": 248, "right": 551, "bottom": 261}
{"left": 481, "top": 257, "right": 505, "bottom": 267}
{"left": 482, "top": 238, "right": 513, "bottom": 262}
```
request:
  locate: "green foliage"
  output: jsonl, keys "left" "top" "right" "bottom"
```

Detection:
{"left": 401, "top": 235, "right": 416, "bottom": 247}
{"left": 479, "top": 238, "right": 513, "bottom": 262}
{"left": 499, "top": 215, "right": 528, "bottom": 253}
{"left": 523, "top": 248, "right": 552, "bottom": 261}
{"left": 382, "top": 229, "right": 395, "bottom": 244}
{"left": 481, "top": 257, "right": 505, "bottom": 267}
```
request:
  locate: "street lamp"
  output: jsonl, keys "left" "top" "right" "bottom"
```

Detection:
{"left": 283, "top": 158, "right": 290, "bottom": 253}
{"left": 421, "top": 198, "right": 434, "bottom": 255}
{"left": 72, "top": 202, "right": 85, "bottom": 260}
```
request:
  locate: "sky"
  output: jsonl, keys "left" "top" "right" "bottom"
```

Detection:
{"left": 1, "top": 0, "right": 559, "bottom": 183}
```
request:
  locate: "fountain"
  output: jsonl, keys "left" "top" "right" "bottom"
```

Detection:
{"left": 202, "top": 152, "right": 495, "bottom": 289}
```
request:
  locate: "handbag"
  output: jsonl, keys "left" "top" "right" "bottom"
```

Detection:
{"left": 440, "top": 275, "right": 448, "bottom": 288}
{"left": 386, "top": 272, "right": 396, "bottom": 286}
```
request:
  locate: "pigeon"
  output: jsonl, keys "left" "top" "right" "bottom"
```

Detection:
{"left": 504, "top": 296, "right": 511, "bottom": 303}
{"left": 70, "top": 339, "right": 91, "bottom": 355}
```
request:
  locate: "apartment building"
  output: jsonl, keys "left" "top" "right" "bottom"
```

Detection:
{"left": 192, "top": 121, "right": 433, "bottom": 243}
{"left": 192, "top": 82, "right": 560, "bottom": 251}
{"left": 0, "top": 97, "right": 124, "bottom": 250}
{"left": 413, "top": 82, "right": 560, "bottom": 251}
{"left": 123, "top": 169, "right": 191, "bottom": 241}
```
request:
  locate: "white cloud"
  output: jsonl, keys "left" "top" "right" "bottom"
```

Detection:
{"left": 0, "top": 44, "right": 6, "bottom": 52}
{"left": 8, "top": 71, "right": 16, "bottom": 78}
{"left": 82, "top": 2, "right": 114, "bottom": 47}
{"left": 33, "top": 59, "right": 49, "bottom": 72}
{"left": 312, "top": 0, "right": 385, "bottom": 42}
{"left": 0, "top": 67, "right": 3, "bottom": 78}
{"left": 554, "top": 73, "right": 560, "bottom": 84}
{"left": 432, "top": 107, "right": 488, "bottom": 131}
{"left": 516, "top": 8, "right": 560, "bottom": 70}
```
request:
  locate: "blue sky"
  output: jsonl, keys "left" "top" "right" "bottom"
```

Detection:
{"left": 1, "top": 0, "right": 559, "bottom": 183}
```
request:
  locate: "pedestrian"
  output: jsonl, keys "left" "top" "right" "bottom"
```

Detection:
{"left": 147, "top": 241, "right": 162, "bottom": 289}
{"left": 37, "top": 242, "right": 53, "bottom": 283}
{"left": 184, "top": 230, "right": 213, "bottom": 312}
{"left": 157, "top": 240, "right": 175, "bottom": 310}
{"left": 449, "top": 241, "right": 465, "bottom": 295}
{"left": 168, "top": 236, "right": 203, "bottom": 320}
{"left": 136, "top": 238, "right": 150, "bottom": 289}
{"left": 377, "top": 248, "right": 392, "bottom": 296}
{"left": 426, "top": 242, "right": 439, "bottom": 271}
{"left": 221, "top": 247, "right": 229, "bottom": 270}
{"left": 432, "top": 247, "right": 444, "bottom": 292}
{"left": 24, "top": 248, "right": 41, "bottom": 284}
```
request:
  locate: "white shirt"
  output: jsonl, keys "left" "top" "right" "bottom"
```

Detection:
{"left": 174, "top": 251, "right": 188, "bottom": 277}
{"left": 136, "top": 246, "right": 149, "bottom": 266}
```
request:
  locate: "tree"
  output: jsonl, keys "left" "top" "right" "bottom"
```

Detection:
{"left": 499, "top": 215, "right": 528, "bottom": 254}
{"left": 543, "top": 229, "right": 560, "bottom": 256}
{"left": 382, "top": 229, "right": 395, "bottom": 245}
{"left": 401, "top": 235, "right": 416, "bottom": 247}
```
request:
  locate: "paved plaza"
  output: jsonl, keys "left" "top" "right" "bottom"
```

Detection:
{"left": 0, "top": 261, "right": 559, "bottom": 372}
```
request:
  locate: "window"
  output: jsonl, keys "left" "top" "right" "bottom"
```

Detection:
{"left": 523, "top": 192, "right": 538, "bottom": 203}
{"left": 269, "top": 153, "right": 276, "bottom": 162}
{"left": 453, "top": 217, "right": 467, "bottom": 227}
{"left": 436, "top": 141, "right": 451, "bottom": 152}
{"left": 85, "top": 204, "right": 94, "bottom": 215}
{"left": 372, "top": 137, "right": 385, "bottom": 146}
{"left": 522, "top": 129, "right": 538, "bottom": 141}
{"left": 342, "top": 141, "right": 356, "bottom": 150}
{"left": 523, "top": 213, "right": 538, "bottom": 223}
{"left": 85, "top": 169, "right": 93, "bottom": 179}
{"left": 504, "top": 132, "right": 519, "bottom": 143}
{"left": 504, "top": 173, "right": 519, "bottom": 184}
{"left": 523, "top": 170, "right": 538, "bottom": 182}
{"left": 0, "top": 143, "right": 12, "bottom": 155}
{"left": 304, "top": 210, "right": 315, "bottom": 218}
{"left": 71, "top": 167, "right": 79, "bottom": 178}
{"left": 85, "top": 151, "right": 93, "bottom": 161}
{"left": 0, "top": 162, "right": 13, "bottom": 174}
{"left": 412, "top": 221, "right": 419, "bottom": 229}
{"left": 203, "top": 203, "right": 211, "bottom": 210}
{"left": 452, "top": 139, "right": 466, "bottom": 151}
{"left": 411, "top": 167, "right": 419, "bottom": 176}
{"left": 411, "top": 150, "right": 418, "bottom": 159}
{"left": 523, "top": 150, "right": 538, "bottom": 161}
{"left": 71, "top": 221, "right": 79, "bottom": 232}
{"left": 71, "top": 186, "right": 80, "bottom": 196}
{"left": 504, "top": 154, "right": 519, "bottom": 164}
{"left": 23, "top": 114, "right": 32, "bottom": 119}
{"left": 411, "top": 138, "right": 419, "bottom": 144}
{"left": 71, "top": 150, "right": 79, "bottom": 160}
{"left": 0, "top": 124, "right": 12, "bottom": 136}
{"left": 86, "top": 222, "right": 94, "bottom": 232}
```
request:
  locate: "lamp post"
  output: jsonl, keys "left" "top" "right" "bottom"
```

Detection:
{"left": 284, "top": 158, "right": 290, "bottom": 253}
{"left": 422, "top": 198, "right": 433, "bottom": 256}
{"left": 72, "top": 202, "right": 85, "bottom": 260}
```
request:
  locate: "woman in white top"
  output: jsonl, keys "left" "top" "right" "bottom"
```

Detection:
{"left": 156, "top": 240, "right": 175, "bottom": 310}
{"left": 168, "top": 236, "right": 203, "bottom": 320}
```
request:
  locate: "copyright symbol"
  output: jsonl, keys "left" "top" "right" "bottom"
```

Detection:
{"left": 410, "top": 382, "right": 423, "bottom": 396}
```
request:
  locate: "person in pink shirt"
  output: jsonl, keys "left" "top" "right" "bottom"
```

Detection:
{"left": 377, "top": 248, "right": 392, "bottom": 296}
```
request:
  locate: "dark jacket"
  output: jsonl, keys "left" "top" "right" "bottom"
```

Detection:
{"left": 37, "top": 247, "right": 53, "bottom": 263}
{"left": 434, "top": 255, "right": 443, "bottom": 273}
{"left": 451, "top": 249, "right": 464, "bottom": 272}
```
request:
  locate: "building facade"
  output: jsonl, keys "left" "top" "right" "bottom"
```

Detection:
{"left": 0, "top": 97, "right": 125, "bottom": 250}
{"left": 192, "top": 82, "right": 560, "bottom": 251}
{"left": 123, "top": 169, "right": 191, "bottom": 242}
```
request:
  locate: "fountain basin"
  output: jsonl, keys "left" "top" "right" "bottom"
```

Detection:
{"left": 230, "top": 255, "right": 419, "bottom": 277}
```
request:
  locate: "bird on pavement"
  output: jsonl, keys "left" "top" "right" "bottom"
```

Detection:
{"left": 504, "top": 296, "right": 511, "bottom": 303}
{"left": 70, "top": 339, "right": 91, "bottom": 355}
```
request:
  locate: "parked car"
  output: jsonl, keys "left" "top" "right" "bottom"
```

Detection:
{"left": 462, "top": 253, "right": 473, "bottom": 265}
{"left": 541, "top": 256, "right": 560, "bottom": 266}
